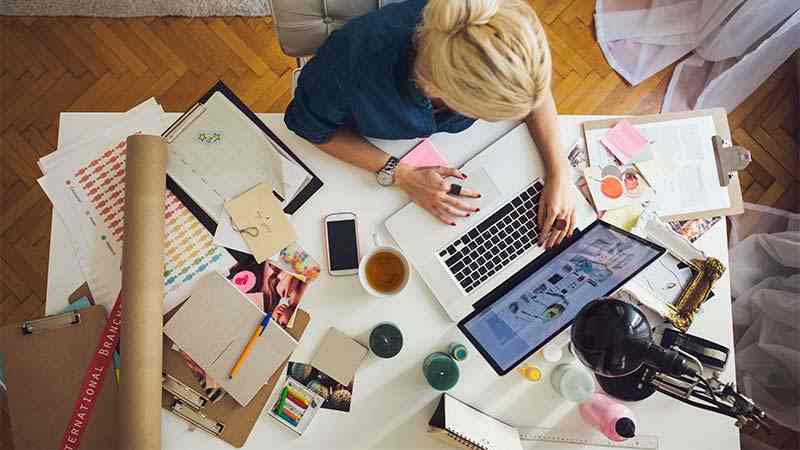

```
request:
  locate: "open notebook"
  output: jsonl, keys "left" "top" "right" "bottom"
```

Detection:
{"left": 428, "top": 394, "right": 523, "bottom": 450}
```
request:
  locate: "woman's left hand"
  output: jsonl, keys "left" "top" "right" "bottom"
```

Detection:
{"left": 537, "top": 174, "right": 575, "bottom": 249}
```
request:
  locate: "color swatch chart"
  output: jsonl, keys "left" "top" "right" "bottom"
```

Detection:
{"left": 66, "top": 136, "right": 234, "bottom": 305}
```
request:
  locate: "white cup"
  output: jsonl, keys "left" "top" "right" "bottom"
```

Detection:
{"left": 358, "top": 233, "right": 411, "bottom": 298}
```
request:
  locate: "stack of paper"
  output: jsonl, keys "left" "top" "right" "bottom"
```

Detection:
{"left": 37, "top": 98, "right": 236, "bottom": 312}
{"left": 584, "top": 116, "right": 729, "bottom": 218}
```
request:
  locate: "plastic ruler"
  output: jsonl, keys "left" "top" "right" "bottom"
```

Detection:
{"left": 519, "top": 427, "right": 659, "bottom": 449}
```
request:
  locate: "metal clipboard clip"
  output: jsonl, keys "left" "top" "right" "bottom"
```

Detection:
{"left": 162, "top": 103, "right": 207, "bottom": 143}
{"left": 712, "top": 135, "right": 751, "bottom": 187}
{"left": 21, "top": 311, "right": 81, "bottom": 335}
{"left": 162, "top": 374, "right": 209, "bottom": 409}
{"left": 169, "top": 401, "right": 225, "bottom": 436}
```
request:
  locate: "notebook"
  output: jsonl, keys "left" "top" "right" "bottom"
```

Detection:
{"left": 163, "top": 271, "right": 298, "bottom": 406}
{"left": 428, "top": 394, "right": 523, "bottom": 450}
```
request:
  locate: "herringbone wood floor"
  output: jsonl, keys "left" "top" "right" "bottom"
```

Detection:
{"left": 0, "top": 4, "right": 798, "bottom": 448}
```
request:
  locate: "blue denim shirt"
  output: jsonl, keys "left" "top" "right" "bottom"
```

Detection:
{"left": 284, "top": 0, "right": 476, "bottom": 144}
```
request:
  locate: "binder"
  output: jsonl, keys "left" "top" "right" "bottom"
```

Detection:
{"left": 161, "top": 306, "right": 311, "bottom": 448}
{"left": 582, "top": 108, "right": 744, "bottom": 221}
{"left": 162, "top": 81, "right": 323, "bottom": 264}
{"left": 0, "top": 306, "right": 118, "bottom": 450}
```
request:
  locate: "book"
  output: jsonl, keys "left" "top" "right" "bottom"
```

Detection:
{"left": 428, "top": 394, "right": 523, "bottom": 450}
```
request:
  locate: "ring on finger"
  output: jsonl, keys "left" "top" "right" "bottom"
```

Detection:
{"left": 448, "top": 183, "right": 462, "bottom": 196}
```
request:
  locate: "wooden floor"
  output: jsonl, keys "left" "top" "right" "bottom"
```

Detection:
{"left": 0, "top": 4, "right": 798, "bottom": 449}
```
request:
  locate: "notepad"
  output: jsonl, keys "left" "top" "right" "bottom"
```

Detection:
{"left": 163, "top": 271, "right": 297, "bottom": 406}
{"left": 310, "top": 328, "right": 367, "bottom": 386}
{"left": 428, "top": 394, "right": 523, "bottom": 450}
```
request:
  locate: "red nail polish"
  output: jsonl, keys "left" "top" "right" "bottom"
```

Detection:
{"left": 477, "top": 194, "right": 482, "bottom": 198}
{"left": 476, "top": 208, "right": 481, "bottom": 212}
{"left": 466, "top": 214, "right": 471, "bottom": 217}
{"left": 451, "top": 223, "right": 456, "bottom": 226}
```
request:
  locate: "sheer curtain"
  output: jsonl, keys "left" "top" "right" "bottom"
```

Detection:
{"left": 595, "top": 0, "right": 800, "bottom": 112}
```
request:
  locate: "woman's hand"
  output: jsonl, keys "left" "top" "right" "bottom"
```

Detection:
{"left": 395, "top": 164, "right": 481, "bottom": 226}
{"left": 537, "top": 173, "right": 575, "bottom": 249}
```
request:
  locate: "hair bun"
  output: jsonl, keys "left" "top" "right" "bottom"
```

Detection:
{"left": 425, "top": 0, "right": 500, "bottom": 33}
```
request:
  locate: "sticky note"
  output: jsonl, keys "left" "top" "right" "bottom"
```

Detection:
{"left": 600, "top": 120, "right": 649, "bottom": 164}
{"left": 400, "top": 139, "right": 448, "bottom": 168}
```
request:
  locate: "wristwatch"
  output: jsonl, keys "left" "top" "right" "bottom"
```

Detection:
{"left": 376, "top": 156, "right": 400, "bottom": 187}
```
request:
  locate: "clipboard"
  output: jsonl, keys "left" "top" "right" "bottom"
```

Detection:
{"left": 582, "top": 108, "right": 744, "bottom": 221}
{"left": 162, "top": 81, "right": 323, "bottom": 263}
{"left": 161, "top": 307, "right": 311, "bottom": 448}
{"left": 0, "top": 306, "right": 118, "bottom": 450}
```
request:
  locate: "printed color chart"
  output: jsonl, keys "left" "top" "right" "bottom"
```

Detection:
{"left": 69, "top": 137, "right": 231, "bottom": 298}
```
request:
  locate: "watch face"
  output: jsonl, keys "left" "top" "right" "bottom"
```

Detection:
{"left": 377, "top": 170, "right": 394, "bottom": 186}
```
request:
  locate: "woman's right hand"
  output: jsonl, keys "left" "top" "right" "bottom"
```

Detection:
{"left": 395, "top": 164, "right": 481, "bottom": 225}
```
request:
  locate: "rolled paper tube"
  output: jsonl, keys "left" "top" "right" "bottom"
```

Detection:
{"left": 118, "top": 135, "right": 167, "bottom": 450}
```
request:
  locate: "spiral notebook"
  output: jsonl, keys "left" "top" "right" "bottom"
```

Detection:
{"left": 428, "top": 394, "right": 523, "bottom": 450}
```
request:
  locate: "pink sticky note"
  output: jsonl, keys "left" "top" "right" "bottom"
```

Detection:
{"left": 599, "top": 120, "right": 648, "bottom": 164}
{"left": 400, "top": 139, "right": 448, "bottom": 168}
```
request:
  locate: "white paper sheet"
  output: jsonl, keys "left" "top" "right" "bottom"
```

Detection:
{"left": 166, "top": 92, "right": 299, "bottom": 222}
{"left": 585, "top": 116, "right": 729, "bottom": 217}
{"left": 38, "top": 99, "right": 235, "bottom": 312}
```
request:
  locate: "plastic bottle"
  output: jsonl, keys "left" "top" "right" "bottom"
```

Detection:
{"left": 579, "top": 392, "right": 637, "bottom": 442}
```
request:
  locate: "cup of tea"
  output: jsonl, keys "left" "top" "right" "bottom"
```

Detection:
{"left": 358, "top": 233, "right": 410, "bottom": 297}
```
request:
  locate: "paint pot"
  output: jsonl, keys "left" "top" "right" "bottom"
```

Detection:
{"left": 448, "top": 343, "right": 468, "bottom": 362}
{"left": 423, "top": 352, "right": 460, "bottom": 391}
{"left": 369, "top": 323, "right": 403, "bottom": 359}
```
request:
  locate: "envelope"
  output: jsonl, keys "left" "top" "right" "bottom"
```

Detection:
{"left": 225, "top": 183, "right": 297, "bottom": 263}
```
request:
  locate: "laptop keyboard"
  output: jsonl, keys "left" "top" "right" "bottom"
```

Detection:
{"left": 438, "top": 179, "right": 544, "bottom": 294}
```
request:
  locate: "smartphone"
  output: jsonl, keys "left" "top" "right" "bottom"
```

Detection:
{"left": 323, "top": 212, "right": 360, "bottom": 276}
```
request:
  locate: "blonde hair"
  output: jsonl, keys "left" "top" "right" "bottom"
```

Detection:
{"left": 414, "top": 0, "right": 552, "bottom": 121}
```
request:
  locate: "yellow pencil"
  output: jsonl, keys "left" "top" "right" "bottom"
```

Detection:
{"left": 229, "top": 316, "right": 270, "bottom": 379}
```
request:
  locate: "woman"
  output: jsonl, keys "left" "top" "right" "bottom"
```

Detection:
{"left": 285, "top": 0, "right": 575, "bottom": 249}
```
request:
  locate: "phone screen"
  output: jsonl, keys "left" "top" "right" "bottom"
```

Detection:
{"left": 327, "top": 219, "right": 359, "bottom": 270}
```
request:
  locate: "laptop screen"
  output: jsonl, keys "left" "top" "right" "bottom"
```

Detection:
{"left": 458, "top": 221, "right": 664, "bottom": 374}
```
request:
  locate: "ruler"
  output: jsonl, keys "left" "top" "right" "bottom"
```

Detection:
{"left": 519, "top": 427, "right": 659, "bottom": 449}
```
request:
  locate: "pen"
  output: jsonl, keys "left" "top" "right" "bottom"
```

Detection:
{"left": 229, "top": 316, "right": 270, "bottom": 379}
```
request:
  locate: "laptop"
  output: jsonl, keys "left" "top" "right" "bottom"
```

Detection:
{"left": 385, "top": 123, "right": 597, "bottom": 321}
{"left": 458, "top": 220, "right": 665, "bottom": 375}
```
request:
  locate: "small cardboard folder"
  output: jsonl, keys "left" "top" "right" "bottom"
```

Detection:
{"left": 162, "top": 307, "right": 310, "bottom": 447}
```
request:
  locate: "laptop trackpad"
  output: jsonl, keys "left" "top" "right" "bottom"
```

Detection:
{"left": 455, "top": 166, "right": 502, "bottom": 227}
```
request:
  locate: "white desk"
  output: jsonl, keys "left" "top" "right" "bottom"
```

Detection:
{"left": 46, "top": 114, "right": 740, "bottom": 450}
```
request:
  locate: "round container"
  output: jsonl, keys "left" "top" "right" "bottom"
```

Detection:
{"left": 423, "top": 352, "right": 460, "bottom": 391}
{"left": 369, "top": 323, "right": 404, "bottom": 358}
{"left": 551, "top": 364, "right": 594, "bottom": 403}
{"left": 448, "top": 343, "right": 468, "bottom": 362}
{"left": 518, "top": 364, "right": 542, "bottom": 382}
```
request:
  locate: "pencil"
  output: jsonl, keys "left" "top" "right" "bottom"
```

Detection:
{"left": 229, "top": 316, "right": 270, "bottom": 379}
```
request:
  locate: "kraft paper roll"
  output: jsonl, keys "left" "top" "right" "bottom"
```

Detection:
{"left": 119, "top": 135, "right": 167, "bottom": 450}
